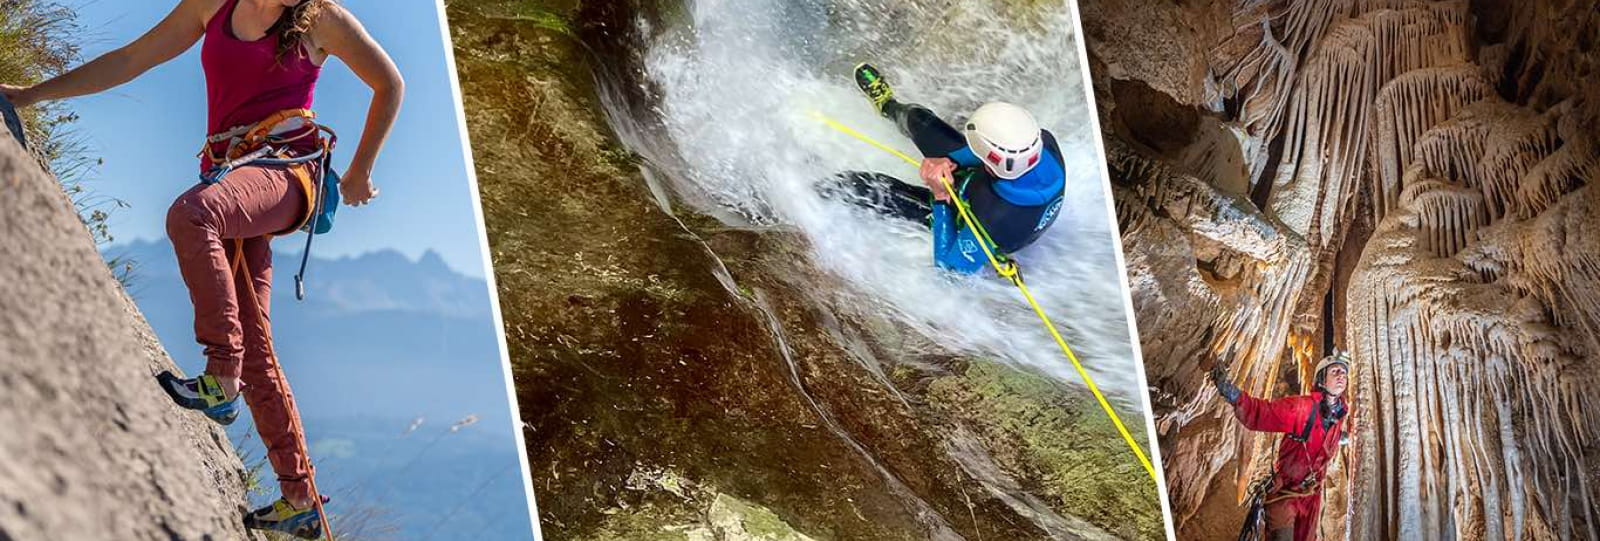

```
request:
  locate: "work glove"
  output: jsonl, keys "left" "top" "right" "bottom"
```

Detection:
{"left": 1211, "top": 364, "right": 1241, "bottom": 405}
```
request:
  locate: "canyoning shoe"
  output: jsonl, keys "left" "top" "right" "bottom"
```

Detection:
{"left": 853, "top": 62, "right": 895, "bottom": 114}
{"left": 155, "top": 371, "right": 240, "bottom": 425}
{"left": 243, "top": 497, "right": 328, "bottom": 539}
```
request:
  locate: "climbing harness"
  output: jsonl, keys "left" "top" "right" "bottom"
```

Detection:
{"left": 1237, "top": 470, "right": 1324, "bottom": 541}
{"left": 1287, "top": 397, "right": 1323, "bottom": 443}
{"left": 201, "top": 108, "right": 341, "bottom": 301}
{"left": 1237, "top": 475, "right": 1273, "bottom": 541}
{"left": 812, "top": 111, "right": 1158, "bottom": 482}
{"left": 231, "top": 239, "right": 336, "bottom": 540}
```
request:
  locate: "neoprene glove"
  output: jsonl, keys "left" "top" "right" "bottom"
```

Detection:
{"left": 1211, "top": 365, "right": 1241, "bottom": 405}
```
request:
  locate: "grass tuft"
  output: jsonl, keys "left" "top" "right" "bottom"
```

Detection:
{"left": 1, "top": 0, "right": 130, "bottom": 283}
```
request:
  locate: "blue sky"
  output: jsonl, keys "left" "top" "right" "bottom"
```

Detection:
{"left": 66, "top": 0, "right": 487, "bottom": 278}
{"left": 53, "top": 2, "right": 537, "bottom": 538}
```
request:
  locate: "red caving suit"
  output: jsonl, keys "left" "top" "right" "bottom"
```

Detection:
{"left": 1232, "top": 390, "right": 1349, "bottom": 541}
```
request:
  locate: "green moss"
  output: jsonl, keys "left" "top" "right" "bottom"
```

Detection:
{"left": 928, "top": 361, "right": 1164, "bottom": 540}
{"left": 708, "top": 495, "right": 816, "bottom": 541}
{"left": 485, "top": 7, "right": 572, "bottom": 34}
{"left": 587, "top": 509, "right": 695, "bottom": 541}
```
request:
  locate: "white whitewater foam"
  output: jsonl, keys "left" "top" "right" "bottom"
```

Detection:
{"left": 635, "top": 0, "right": 1142, "bottom": 404}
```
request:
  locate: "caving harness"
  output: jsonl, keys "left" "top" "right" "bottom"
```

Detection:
{"left": 200, "top": 108, "right": 341, "bottom": 301}
{"left": 1238, "top": 470, "right": 1325, "bottom": 541}
{"left": 811, "top": 111, "right": 1158, "bottom": 483}
{"left": 199, "top": 108, "right": 339, "bottom": 540}
{"left": 1238, "top": 475, "right": 1272, "bottom": 541}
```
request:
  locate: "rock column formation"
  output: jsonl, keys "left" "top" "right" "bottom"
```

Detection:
{"left": 1082, "top": 0, "right": 1598, "bottom": 538}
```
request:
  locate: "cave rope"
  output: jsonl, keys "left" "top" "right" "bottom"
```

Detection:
{"left": 811, "top": 112, "right": 1158, "bottom": 483}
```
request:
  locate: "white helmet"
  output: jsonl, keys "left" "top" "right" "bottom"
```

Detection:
{"left": 1314, "top": 350, "right": 1352, "bottom": 388}
{"left": 964, "top": 102, "right": 1043, "bottom": 180}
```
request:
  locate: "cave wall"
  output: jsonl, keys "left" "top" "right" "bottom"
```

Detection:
{"left": 1082, "top": 0, "right": 1599, "bottom": 538}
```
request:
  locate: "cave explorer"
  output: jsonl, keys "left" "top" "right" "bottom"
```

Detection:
{"left": 1211, "top": 351, "right": 1353, "bottom": 541}
{"left": 2, "top": 0, "right": 402, "bottom": 537}
{"left": 823, "top": 63, "right": 1066, "bottom": 274}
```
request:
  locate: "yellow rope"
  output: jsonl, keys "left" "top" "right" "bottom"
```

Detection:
{"left": 811, "top": 111, "right": 1157, "bottom": 482}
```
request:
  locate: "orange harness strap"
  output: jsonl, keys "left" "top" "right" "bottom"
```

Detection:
{"left": 230, "top": 239, "right": 336, "bottom": 540}
{"left": 282, "top": 155, "right": 320, "bottom": 234}
{"left": 201, "top": 108, "right": 319, "bottom": 164}
{"left": 1261, "top": 480, "right": 1321, "bottom": 506}
{"left": 204, "top": 109, "right": 326, "bottom": 236}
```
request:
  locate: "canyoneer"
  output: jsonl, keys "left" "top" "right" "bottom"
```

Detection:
{"left": 1212, "top": 351, "right": 1353, "bottom": 541}
{"left": 3, "top": 0, "right": 402, "bottom": 538}
{"left": 825, "top": 63, "right": 1066, "bottom": 274}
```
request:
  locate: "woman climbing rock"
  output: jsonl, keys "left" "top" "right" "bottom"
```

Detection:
{"left": 2, "top": 0, "right": 401, "bottom": 537}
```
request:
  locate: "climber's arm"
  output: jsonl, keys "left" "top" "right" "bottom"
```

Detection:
{"left": 1233, "top": 393, "right": 1309, "bottom": 434}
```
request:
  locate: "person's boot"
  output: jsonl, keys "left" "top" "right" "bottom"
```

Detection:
{"left": 853, "top": 62, "right": 897, "bottom": 116}
{"left": 243, "top": 496, "right": 328, "bottom": 539}
{"left": 155, "top": 371, "right": 240, "bottom": 425}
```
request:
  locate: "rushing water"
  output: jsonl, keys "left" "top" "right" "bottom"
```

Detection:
{"left": 606, "top": 0, "right": 1143, "bottom": 404}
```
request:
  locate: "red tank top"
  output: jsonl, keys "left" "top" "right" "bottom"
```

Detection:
{"left": 201, "top": 0, "right": 321, "bottom": 138}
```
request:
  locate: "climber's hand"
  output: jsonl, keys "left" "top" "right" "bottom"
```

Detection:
{"left": 340, "top": 169, "right": 380, "bottom": 207}
{"left": 0, "top": 84, "right": 36, "bottom": 109}
{"left": 1211, "top": 364, "right": 1241, "bottom": 405}
{"left": 919, "top": 157, "right": 957, "bottom": 201}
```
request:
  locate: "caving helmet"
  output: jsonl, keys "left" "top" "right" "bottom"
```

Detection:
{"left": 1313, "top": 350, "right": 1352, "bottom": 389}
{"left": 964, "top": 102, "right": 1043, "bottom": 180}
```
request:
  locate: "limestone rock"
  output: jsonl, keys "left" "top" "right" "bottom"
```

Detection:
{"left": 1083, "top": 0, "right": 1600, "bottom": 537}
{"left": 0, "top": 119, "right": 262, "bottom": 539}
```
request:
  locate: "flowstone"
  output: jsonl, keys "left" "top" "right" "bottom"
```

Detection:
{"left": 1083, "top": 0, "right": 1600, "bottom": 537}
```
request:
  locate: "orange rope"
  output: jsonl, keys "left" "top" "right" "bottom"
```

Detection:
{"left": 232, "top": 239, "right": 336, "bottom": 540}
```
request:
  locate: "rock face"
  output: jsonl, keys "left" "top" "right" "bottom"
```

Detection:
{"left": 1081, "top": 0, "right": 1599, "bottom": 538}
{"left": 0, "top": 126, "right": 261, "bottom": 538}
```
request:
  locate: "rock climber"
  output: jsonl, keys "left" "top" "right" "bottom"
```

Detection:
{"left": 3, "top": 0, "right": 401, "bottom": 537}
{"left": 1212, "top": 351, "right": 1353, "bottom": 541}
{"left": 823, "top": 63, "right": 1065, "bottom": 274}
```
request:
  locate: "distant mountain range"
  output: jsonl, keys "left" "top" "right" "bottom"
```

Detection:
{"left": 104, "top": 238, "right": 534, "bottom": 540}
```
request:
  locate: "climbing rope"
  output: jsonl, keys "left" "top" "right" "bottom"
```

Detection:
{"left": 811, "top": 112, "right": 1158, "bottom": 482}
{"left": 232, "top": 240, "right": 336, "bottom": 540}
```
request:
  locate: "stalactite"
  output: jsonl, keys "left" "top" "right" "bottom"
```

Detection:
{"left": 1266, "top": 5, "right": 1471, "bottom": 248}
{"left": 1105, "top": 136, "right": 1321, "bottom": 524}
{"left": 1371, "top": 65, "right": 1494, "bottom": 222}
{"left": 1399, "top": 173, "right": 1486, "bottom": 258}
{"left": 1301, "top": 3, "right": 1598, "bottom": 536}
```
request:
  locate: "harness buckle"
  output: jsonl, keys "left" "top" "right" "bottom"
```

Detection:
{"left": 201, "top": 144, "right": 278, "bottom": 184}
{"left": 200, "top": 164, "right": 232, "bottom": 185}
{"left": 1294, "top": 473, "right": 1319, "bottom": 491}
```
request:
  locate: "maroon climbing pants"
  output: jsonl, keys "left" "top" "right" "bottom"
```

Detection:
{"left": 165, "top": 163, "right": 313, "bottom": 503}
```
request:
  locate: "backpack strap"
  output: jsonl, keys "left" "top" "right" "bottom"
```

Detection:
{"left": 1287, "top": 397, "right": 1319, "bottom": 443}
